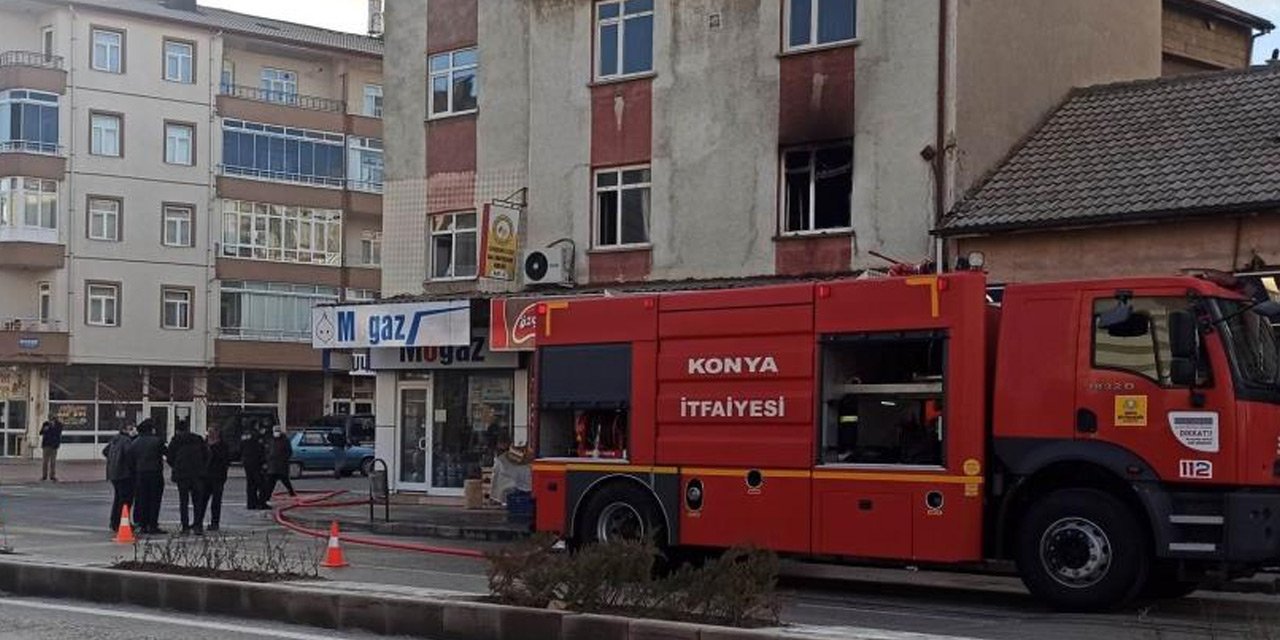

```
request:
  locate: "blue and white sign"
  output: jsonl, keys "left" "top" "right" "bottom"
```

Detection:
{"left": 312, "top": 301, "right": 471, "bottom": 349}
{"left": 368, "top": 331, "right": 519, "bottom": 370}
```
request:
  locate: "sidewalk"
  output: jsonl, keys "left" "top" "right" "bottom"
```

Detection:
{"left": 0, "top": 459, "right": 106, "bottom": 485}
{"left": 284, "top": 495, "right": 531, "bottom": 542}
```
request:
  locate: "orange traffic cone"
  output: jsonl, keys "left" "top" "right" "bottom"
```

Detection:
{"left": 320, "top": 521, "right": 348, "bottom": 568}
{"left": 114, "top": 505, "right": 136, "bottom": 544}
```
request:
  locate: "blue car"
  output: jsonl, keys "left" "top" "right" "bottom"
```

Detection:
{"left": 288, "top": 429, "right": 375, "bottom": 479}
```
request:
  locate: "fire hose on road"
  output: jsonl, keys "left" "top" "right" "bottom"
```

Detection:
{"left": 271, "top": 490, "right": 486, "bottom": 559}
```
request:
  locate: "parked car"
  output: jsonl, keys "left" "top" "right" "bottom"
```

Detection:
{"left": 288, "top": 429, "right": 375, "bottom": 479}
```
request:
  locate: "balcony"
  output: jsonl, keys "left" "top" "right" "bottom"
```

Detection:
{"left": 217, "top": 83, "right": 346, "bottom": 132}
{"left": 0, "top": 226, "right": 63, "bottom": 269}
{"left": 0, "top": 317, "right": 69, "bottom": 364}
{"left": 0, "top": 51, "right": 67, "bottom": 94}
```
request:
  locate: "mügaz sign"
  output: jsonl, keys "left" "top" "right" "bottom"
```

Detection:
{"left": 369, "top": 333, "right": 518, "bottom": 370}
{"left": 312, "top": 301, "right": 470, "bottom": 349}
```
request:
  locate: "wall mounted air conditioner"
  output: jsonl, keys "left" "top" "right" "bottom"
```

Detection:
{"left": 523, "top": 241, "right": 575, "bottom": 287}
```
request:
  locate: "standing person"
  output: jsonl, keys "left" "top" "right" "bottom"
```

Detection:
{"left": 38, "top": 418, "right": 62, "bottom": 481}
{"left": 166, "top": 422, "right": 209, "bottom": 535}
{"left": 262, "top": 425, "right": 297, "bottom": 506}
{"left": 130, "top": 419, "right": 167, "bottom": 535}
{"left": 101, "top": 424, "right": 136, "bottom": 532}
{"left": 327, "top": 426, "right": 347, "bottom": 479}
{"left": 240, "top": 428, "right": 267, "bottom": 510}
{"left": 203, "top": 428, "right": 230, "bottom": 531}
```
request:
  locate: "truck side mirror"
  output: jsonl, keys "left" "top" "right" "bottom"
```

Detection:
{"left": 1168, "top": 310, "right": 1199, "bottom": 387}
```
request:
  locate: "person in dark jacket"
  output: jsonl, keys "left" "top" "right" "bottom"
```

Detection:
{"left": 130, "top": 419, "right": 167, "bottom": 535}
{"left": 39, "top": 418, "right": 62, "bottom": 481}
{"left": 240, "top": 426, "right": 268, "bottom": 510}
{"left": 203, "top": 428, "right": 231, "bottom": 531}
{"left": 327, "top": 427, "right": 347, "bottom": 479}
{"left": 102, "top": 424, "right": 136, "bottom": 531}
{"left": 261, "top": 425, "right": 296, "bottom": 505}
{"left": 166, "top": 422, "right": 210, "bottom": 535}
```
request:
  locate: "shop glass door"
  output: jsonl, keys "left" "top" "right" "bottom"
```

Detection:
{"left": 398, "top": 384, "right": 431, "bottom": 491}
{"left": 0, "top": 401, "right": 24, "bottom": 457}
{"left": 431, "top": 371, "right": 514, "bottom": 494}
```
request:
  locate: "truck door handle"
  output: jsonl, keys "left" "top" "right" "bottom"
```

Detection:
{"left": 1076, "top": 408, "right": 1098, "bottom": 434}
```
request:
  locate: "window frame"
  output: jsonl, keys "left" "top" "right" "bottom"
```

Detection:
{"left": 780, "top": 142, "right": 854, "bottom": 236}
{"left": 362, "top": 83, "right": 383, "bottom": 118}
{"left": 85, "top": 281, "right": 121, "bottom": 328}
{"left": 359, "top": 230, "right": 382, "bottom": 266}
{"left": 594, "top": 0, "right": 655, "bottom": 81}
{"left": 90, "top": 27, "right": 125, "bottom": 74}
{"left": 164, "top": 121, "right": 195, "bottom": 166}
{"left": 218, "top": 280, "right": 340, "bottom": 342}
{"left": 89, "top": 111, "right": 123, "bottom": 158}
{"left": 37, "top": 281, "right": 51, "bottom": 325}
{"left": 259, "top": 67, "right": 299, "bottom": 104}
{"left": 41, "top": 27, "right": 55, "bottom": 59}
{"left": 0, "top": 177, "right": 58, "bottom": 230}
{"left": 86, "top": 196, "right": 121, "bottom": 242}
{"left": 783, "top": 0, "right": 859, "bottom": 52}
{"left": 220, "top": 199, "right": 343, "bottom": 265}
{"left": 220, "top": 119, "right": 346, "bottom": 188}
{"left": 428, "top": 48, "right": 479, "bottom": 119}
{"left": 162, "top": 38, "right": 195, "bottom": 84}
{"left": 160, "top": 286, "right": 194, "bottom": 330}
{"left": 162, "top": 203, "right": 194, "bottom": 248}
{"left": 593, "top": 164, "right": 652, "bottom": 249}
{"left": 0, "top": 89, "right": 61, "bottom": 155}
{"left": 429, "top": 211, "right": 480, "bottom": 281}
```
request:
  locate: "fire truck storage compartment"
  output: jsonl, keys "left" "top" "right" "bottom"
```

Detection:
{"left": 538, "top": 344, "right": 632, "bottom": 459}
{"left": 820, "top": 331, "right": 946, "bottom": 467}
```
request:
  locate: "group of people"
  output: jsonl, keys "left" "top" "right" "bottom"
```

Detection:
{"left": 102, "top": 419, "right": 230, "bottom": 535}
{"left": 240, "top": 423, "right": 297, "bottom": 511}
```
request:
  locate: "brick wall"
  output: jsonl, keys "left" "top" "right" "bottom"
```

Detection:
{"left": 957, "top": 214, "right": 1280, "bottom": 284}
{"left": 1162, "top": 6, "right": 1252, "bottom": 72}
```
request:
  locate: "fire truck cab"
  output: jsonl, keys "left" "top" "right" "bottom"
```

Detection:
{"left": 528, "top": 272, "right": 1280, "bottom": 610}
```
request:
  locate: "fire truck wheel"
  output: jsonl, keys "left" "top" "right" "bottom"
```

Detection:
{"left": 576, "top": 483, "right": 665, "bottom": 547}
{"left": 1015, "top": 488, "right": 1149, "bottom": 611}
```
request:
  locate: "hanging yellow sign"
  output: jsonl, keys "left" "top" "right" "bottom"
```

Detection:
{"left": 480, "top": 202, "right": 522, "bottom": 281}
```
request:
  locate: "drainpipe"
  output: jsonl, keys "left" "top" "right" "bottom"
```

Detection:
{"left": 933, "top": 0, "right": 950, "bottom": 274}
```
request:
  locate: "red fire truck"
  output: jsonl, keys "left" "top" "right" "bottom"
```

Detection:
{"left": 527, "top": 272, "right": 1280, "bottom": 610}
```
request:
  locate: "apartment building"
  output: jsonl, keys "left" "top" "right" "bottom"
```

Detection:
{"left": 1162, "top": 0, "right": 1273, "bottom": 75}
{"left": 0, "top": 0, "right": 384, "bottom": 459}
{"left": 352, "top": 0, "right": 1169, "bottom": 493}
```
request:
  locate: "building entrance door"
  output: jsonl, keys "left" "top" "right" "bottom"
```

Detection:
{"left": 397, "top": 382, "right": 432, "bottom": 491}
{"left": 0, "top": 401, "right": 23, "bottom": 457}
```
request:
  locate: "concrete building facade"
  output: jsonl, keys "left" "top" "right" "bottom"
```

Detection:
{"left": 368, "top": 0, "right": 1176, "bottom": 493}
{"left": 0, "top": 0, "right": 384, "bottom": 458}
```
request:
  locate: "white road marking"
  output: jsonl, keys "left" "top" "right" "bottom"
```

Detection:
{"left": 794, "top": 601, "right": 994, "bottom": 624}
{"left": 0, "top": 597, "right": 345, "bottom": 639}
{"left": 780, "top": 625, "right": 981, "bottom": 640}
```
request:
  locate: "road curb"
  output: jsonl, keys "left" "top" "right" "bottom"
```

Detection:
{"left": 0, "top": 559, "right": 794, "bottom": 639}
{"left": 287, "top": 512, "right": 530, "bottom": 542}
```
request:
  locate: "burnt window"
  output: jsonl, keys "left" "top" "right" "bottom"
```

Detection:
{"left": 783, "top": 143, "right": 852, "bottom": 234}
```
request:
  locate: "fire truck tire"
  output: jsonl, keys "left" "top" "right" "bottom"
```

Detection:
{"left": 575, "top": 482, "right": 666, "bottom": 547}
{"left": 1015, "top": 488, "right": 1149, "bottom": 611}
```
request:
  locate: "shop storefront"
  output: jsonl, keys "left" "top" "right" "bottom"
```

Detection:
{"left": 0, "top": 368, "right": 29, "bottom": 457}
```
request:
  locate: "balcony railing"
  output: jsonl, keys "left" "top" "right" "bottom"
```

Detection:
{"left": 346, "top": 178, "right": 384, "bottom": 194}
{"left": 219, "top": 83, "right": 345, "bottom": 113}
{"left": 0, "top": 140, "right": 60, "bottom": 155}
{"left": 1, "top": 317, "right": 63, "bottom": 332}
{"left": 0, "top": 51, "right": 64, "bottom": 71}
{"left": 218, "top": 327, "right": 310, "bottom": 342}
{"left": 219, "top": 164, "right": 345, "bottom": 189}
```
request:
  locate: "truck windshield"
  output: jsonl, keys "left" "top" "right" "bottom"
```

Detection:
{"left": 1219, "top": 300, "right": 1280, "bottom": 389}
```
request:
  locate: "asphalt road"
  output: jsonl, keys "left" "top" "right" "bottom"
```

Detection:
{"left": 1, "top": 476, "right": 1279, "bottom": 639}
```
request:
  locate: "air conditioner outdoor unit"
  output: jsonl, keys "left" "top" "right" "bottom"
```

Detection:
{"left": 523, "top": 242, "right": 575, "bottom": 287}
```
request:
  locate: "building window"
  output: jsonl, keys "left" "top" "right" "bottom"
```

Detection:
{"left": 49, "top": 366, "right": 147, "bottom": 445}
{"left": 90, "top": 113, "right": 122, "bottom": 157}
{"left": 431, "top": 212, "right": 478, "bottom": 280}
{"left": 38, "top": 282, "right": 51, "bottom": 325}
{"left": 0, "top": 89, "right": 60, "bottom": 154}
{"left": 782, "top": 143, "right": 852, "bottom": 234}
{"left": 163, "top": 39, "right": 194, "bottom": 83}
{"left": 164, "top": 122, "right": 194, "bottom": 166}
{"left": 0, "top": 177, "right": 57, "bottom": 230}
{"left": 595, "top": 0, "right": 654, "bottom": 80}
{"left": 359, "top": 230, "right": 382, "bottom": 266}
{"left": 161, "top": 287, "right": 192, "bottom": 330}
{"left": 220, "top": 59, "right": 235, "bottom": 89}
{"left": 347, "top": 136, "right": 383, "bottom": 192}
{"left": 219, "top": 280, "right": 339, "bottom": 342}
{"left": 91, "top": 28, "right": 123, "bottom": 73}
{"left": 594, "top": 166, "right": 650, "bottom": 247}
{"left": 429, "top": 48, "right": 478, "bottom": 117}
{"left": 786, "top": 0, "right": 857, "bottom": 50}
{"left": 42, "top": 27, "right": 54, "bottom": 59}
{"left": 163, "top": 204, "right": 193, "bottom": 247}
{"left": 87, "top": 197, "right": 120, "bottom": 241}
{"left": 221, "top": 200, "right": 342, "bottom": 265}
{"left": 86, "top": 283, "right": 120, "bottom": 327}
{"left": 259, "top": 67, "right": 298, "bottom": 104}
{"left": 346, "top": 288, "right": 378, "bottom": 302}
{"left": 363, "top": 84, "right": 383, "bottom": 117}
{"left": 220, "top": 119, "right": 345, "bottom": 187}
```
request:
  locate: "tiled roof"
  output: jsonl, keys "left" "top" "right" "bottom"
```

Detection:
{"left": 44, "top": 0, "right": 382, "bottom": 57}
{"left": 940, "top": 65, "right": 1280, "bottom": 235}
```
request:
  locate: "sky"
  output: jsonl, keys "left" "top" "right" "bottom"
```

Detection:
{"left": 198, "top": 0, "right": 1280, "bottom": 63}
